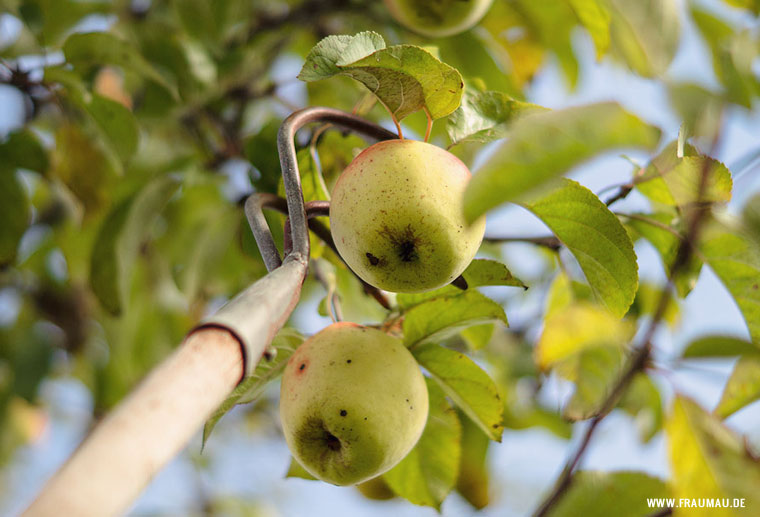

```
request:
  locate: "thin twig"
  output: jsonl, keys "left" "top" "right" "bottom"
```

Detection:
{"left": 484, "top": 235, "right": 562, "bottom": 251}
{"left": 604, "top": 183, "right": 634, "bottom": 206}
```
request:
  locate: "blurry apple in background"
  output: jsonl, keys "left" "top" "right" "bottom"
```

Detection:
{"left": 384, "top": 0, "right": 493, "bottom": 38}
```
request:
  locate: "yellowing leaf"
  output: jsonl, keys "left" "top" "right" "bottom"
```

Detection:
{"left": 537, "top": 303, "right": 634, "bottom": 419}
{"left": 715, "top": 356, "right": 760, "bottom": 418}
{"left": 666, "top": 396, "right": 760, "bottom": 516}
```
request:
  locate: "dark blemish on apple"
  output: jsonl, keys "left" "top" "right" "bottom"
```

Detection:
{"left": 346, "top": 359, "right": 352, "bottom": 364}
{"left": 492, "top": 424, "right": 499, "bottom": 429}
{"left": 299, "top": 363, "right": 306, "bottom": 371}
{"left": 366, "top": 252, "right": 380, "bottom": 266}
{"left": 340, "top": 410, "right": 347, "bottom": 416}
{"left": 364, "top": 417, "right": 367, "bottom": 420}
{"left": 325, "top": 432, "right": 341, "bottom": 451}
{"left": 398, "top": 240, "right": 418, "bottom": 262}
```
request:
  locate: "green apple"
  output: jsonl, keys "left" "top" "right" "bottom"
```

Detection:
{"left": 279, "top": 322, "right": 428, "bottom": 486}
{"left": 330, "top": 139, "right": 485, "bottom": 293}
{"left": 384, "top": 0, "right": 493, "bottom": 38}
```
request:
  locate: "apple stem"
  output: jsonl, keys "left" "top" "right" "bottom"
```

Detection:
{"left": 423, "top": 107, "right": 433, "bottom": 143}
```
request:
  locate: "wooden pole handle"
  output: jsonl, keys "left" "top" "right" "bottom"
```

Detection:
{"left": 23, "top": 328, "right": 243, "bottom": 517}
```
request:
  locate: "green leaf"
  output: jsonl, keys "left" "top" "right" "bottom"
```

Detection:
{"left": 537, "top": 303, "right": 633, "bottom": 419}
{"left": 549, "top": 471, "right": 670, "bottom": 517}
{"left": 51, "top": 124, "right": 117, "bottom": 216}
{"left": 690, "top": 6, "right": 759, "bottom": 108}
{"left": 618, "top": 373, "right": 663, "bottom": 442}
{"left": 202, "top": 328, "right": 304, "bottom": 448}
{"left": 397, "top": 258, "right": 525, "bottom": 310}
{"left": 286, "top": 456, "right": 317, "bottom": 480}
{"left": 569, "top": 0, "right": 612, "bottom": 58}
{"left": 63, "top": 32, "right": 178, "bottom": 99}
{"left": 383, "top": 379, "right": 461, "bottom": 510}
{"left": 743, "top": 193, "right": 760, "bottom": 247}
{"left": 666, "top": 396, "right": 760, "bottom": 511}
{"left": 413, "top": 344, "right": 504, "bottom": 441}
{"left": 608, "top": 0, "right": 680, "bottom": 78}
{"left": 446, "top": 89, "right": 545, "bottom": 146}
{"left": 402, "top": 290, "right": 507, "bottom": 348}
{"left": 298, "top": 32, "right": 463, "bottom": 120}
{"left": 523, "top": 179, "right": 639, "bottom": 317}
{"left": 463, "top": 102, "right": 660, "bottom": 222}
{"left": 85, "top": 94, "right": 139, "bottom": 163}
{"left": 715, "top": 356, "right": 760, "bottom": 418}
{"left": 0, "top": 169, "right": 31, "bottom": 267}
{"left": 628, "top": 282, "right": 680, "bottom": 328}
{"left": 682, "top": 335, "right": 759, "bottom": 358}
{"left": 636, "top": 141, "right": 732, "bottom": 207}
{"left": 0, "top": 129, "right": 49, "bottom": 173}
{"left": 455, "top": 409, "right": 490, "bottom": 509}
{"left": 699, "top": 219, "right": 760, "bottom": 344}
{"left": 460, "top": 324, "right": 494, "bottom": 351}
{"left": 625, "top": 212, "right": 702, "bottom": 297}
{"left": 89, "top": 175, "right": 180, "bottom": 315}
{"left": 720, "top": 0, "right": 760, "bottom": 15}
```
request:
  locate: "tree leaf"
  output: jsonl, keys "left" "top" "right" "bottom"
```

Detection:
{"left": 0, "top": 129, "right": 49, "bottom": 174}
{"left": 0, "top": 168, "right": 30, "bottom": 267}
{"left": 569, "top": 0, "right": 612, "bottom": 58}
{"left": 549, "top": 471, "right": 670, "bottom": 517}
{"left": 397, "top": 258, "right": 525, "bottom": 310}
{"left": 699, "top": 219, "right": 760, "bottom": 344}
{"left": 537, "top": 303, "right": 633, "bottom": 419}
{"left": 636, "top": 141, "right": 732, "bottom": 207}
{"left": 743, "top": 193, "right": 760, "bottom": 247}
{"left": 202, "top": 328, "right": 304, "bottom": 449}
{"left": 463, "top": 102, "right": 660, "bottom": 222}
{"left": 681, "top": 335, "right": 759, "bottom": 358}
{"left": 666, "top": 396, "right": 760, "bottom": 513}
{"left": 89, "top": 175, "right": 180, "bottom": 315}
{"left": 446, "top": 89, "right": 544, "bottom": 146}
{"left": 383, "top": 379, "right": 461, "bottom": 510}
{"left": 51, "top": 124, "right": 117, "bottom": 216}
{"left": 285, "top": 456, "right": 317, "bottom": 480}
{"left": 625, "top": 211, "right": 702, "bottom": 297}
{"left": 413, "top": 343, "right": 504, "bottom": 441}
{"left": 455, "top": 409, "right": 490, "bottom": 509}
{"left": 298, "top": 32, "right": 463, "bottom": 120}
{"left": 715, "top": 356, "right": 760, "bottom": 418}
{"left": 618, "top": 373, "right": 664, "bottom": 443}
{"left": 402, "top": 290, "right": 507, "bottom": 348}
{"left": 523, "top": 179, "right": 639, "bottom": 317}
{"left": 63, "top": 32, "right": 178, "bottom": 99}
{"left": 608, "top": 0, "right": 680, "bottom": 78}
{"left": 85, "top": 94, "right": 139, "bottom": 163}
{"left": 690, "top": 6, "right": 758, "bottom": 108}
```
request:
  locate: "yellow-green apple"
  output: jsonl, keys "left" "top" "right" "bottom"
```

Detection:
{"left": 329, "top": 139, "right": 485, "bottom": 293}
{"left": 280, "top": 323, "right": 428, "bottom": 486}
{"left": 384, "top": 0, "right": 493, "bottom": 38}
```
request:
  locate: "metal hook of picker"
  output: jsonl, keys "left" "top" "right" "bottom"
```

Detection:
{"left": 199, "top": 107, "right": 398, "bottom": 377}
